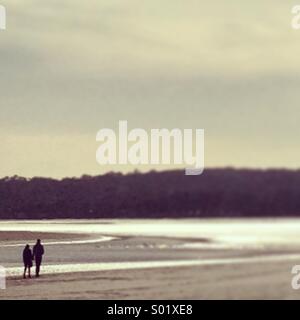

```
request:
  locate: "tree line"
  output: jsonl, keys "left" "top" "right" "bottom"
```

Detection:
{"left": 0, "top": 168, "right": 300, "bottom": 219}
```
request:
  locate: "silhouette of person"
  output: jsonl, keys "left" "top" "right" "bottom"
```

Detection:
{"left": 33, "top": 239, "right": 44, "bottom": 278}
{"left": 23, "top": 244, "right": 33, "bottom": 279}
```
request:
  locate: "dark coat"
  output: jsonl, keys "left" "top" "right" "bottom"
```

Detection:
{"left": 23, "top": 248, "right": 33, "bottom": 267}
{"left": 33, "top": 244, "right": 44, "bottom": 259}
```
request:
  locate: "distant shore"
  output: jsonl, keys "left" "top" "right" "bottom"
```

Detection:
{"left": 2, "top": 169, "right": 300, "bottom": 220}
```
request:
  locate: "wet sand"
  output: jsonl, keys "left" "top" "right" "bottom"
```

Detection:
{"left": 2, "top": 257, "right": 300, "bottom": 299}
{"left": 0, "top": 231, "right": 88, "bottom": 243}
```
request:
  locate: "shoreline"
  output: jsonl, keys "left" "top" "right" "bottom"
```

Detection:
{"left": 5, "top": 251, "right": 300, "bottom": 279}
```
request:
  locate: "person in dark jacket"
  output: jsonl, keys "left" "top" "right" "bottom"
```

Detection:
{"left": 33, "top": 239, "right": 44, "bottom": 278}
{"left": 23, "top": 244, "right": 33, "bottom": 279}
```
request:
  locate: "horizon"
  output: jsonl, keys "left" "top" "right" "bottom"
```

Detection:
{"left": 2, "top": 165, "right": 300, "bottom": 181}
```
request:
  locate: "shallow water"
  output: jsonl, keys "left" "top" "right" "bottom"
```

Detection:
{"left": 1, "top": 219, "right": 300, "bottom": 275}
{"left": 1, "top": 218, "right": 300, "bottom": 246}
{"left": 6, "top": 253, "right": 300, "bottom": 277}
{"left": 1, "top": 236, "right": 117, "bottom": 248}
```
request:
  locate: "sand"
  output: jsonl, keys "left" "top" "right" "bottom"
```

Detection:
{"left": 2, "top": 260, "right": 300, "bottom": 299}
{"left": 0, "top": 231, "right": 88, "bottom": 243}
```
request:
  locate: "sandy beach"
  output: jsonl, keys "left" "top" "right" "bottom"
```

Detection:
{"left": 1, "top": 219, "right": 300, "bottom": 299}
{"left": 3, "top": 260, "right": 300, "bottom": 300}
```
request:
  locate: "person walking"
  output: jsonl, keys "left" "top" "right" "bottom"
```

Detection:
{"left": 33, "top": 239, "right": 45, "bottom": 278}
{"left": 23, "top": 244, "right": 33, "bottom": 279}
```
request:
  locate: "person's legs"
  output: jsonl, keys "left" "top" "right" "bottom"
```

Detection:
{"left": 35, "top": 257, "right": 42, "bottom": 277}
{"left": 28, "top": 267, "right": 31, "bottom": 278}
{"left": 23, "top": 266, "right": 27, "bottom": 279}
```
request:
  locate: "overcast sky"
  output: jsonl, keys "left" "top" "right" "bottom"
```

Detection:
{"left": 1, "top": 0, "right": 300, "bottom": 178}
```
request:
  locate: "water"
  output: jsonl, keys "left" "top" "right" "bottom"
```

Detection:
{"left": 1, "top": 218, "right": 300, "bottom": 246}
{"left": 1, "top": 218, "right": 300, "bottom": 276}
{"left": 5, "top": 254, "right": 300, "bottom": 278}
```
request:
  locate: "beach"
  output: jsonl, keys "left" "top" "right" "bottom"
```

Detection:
{"left": 3, "top": 259, "right": 300, "bottom": 300}
{"left": 1, "top": 219, "right": 300, "bottom": 299}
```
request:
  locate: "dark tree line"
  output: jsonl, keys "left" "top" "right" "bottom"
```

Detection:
{"left": 0, "top": 168, "right": 300, "bottom": 219}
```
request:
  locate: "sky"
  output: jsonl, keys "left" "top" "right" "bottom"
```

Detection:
{"left": 1, "top": 0, "right": 300, "bottom": 178}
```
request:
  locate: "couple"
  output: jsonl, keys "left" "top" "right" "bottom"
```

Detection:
{"left": 23, "top": 239, "right": 45, "bottom": 279}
